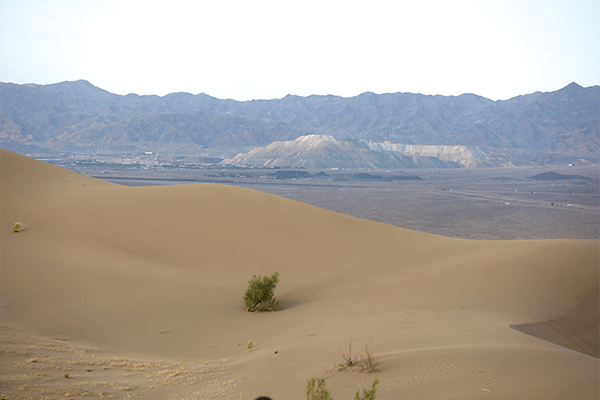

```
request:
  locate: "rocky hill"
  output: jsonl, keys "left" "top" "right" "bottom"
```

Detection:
{"left": 222, "top": 134, "right": 523, "bottom": 169}
{"left": 1, "top": 80, "right": 598, "bottom": 166}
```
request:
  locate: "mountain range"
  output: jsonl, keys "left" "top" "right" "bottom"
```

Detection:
{"left": 1, "top": 80, "right": 598, "bottom": 167}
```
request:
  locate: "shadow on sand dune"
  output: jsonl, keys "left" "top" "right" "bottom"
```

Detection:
{"left": 511, "top": 278, "right": 599, "bottom": 358}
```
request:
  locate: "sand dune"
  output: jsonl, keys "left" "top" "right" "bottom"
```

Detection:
{"left": 1, "top": 149, "right": 598, "bottom": 399}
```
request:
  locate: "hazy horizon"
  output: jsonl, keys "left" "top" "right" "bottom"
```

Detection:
{"left": 1, "top": 0, "right": 598, "bottom": 101}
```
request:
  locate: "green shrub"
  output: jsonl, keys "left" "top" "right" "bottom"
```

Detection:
{"left": 354, "top": 378, "right": 379, "bottom": 400}
{"left": 243, "top": 272, "right": 279, "bottom": 312}
{"left": 306, "top": 377, "right": 379, "bottom": 400}
{"left": 12, "top": 222, "right": 23, "bottom": 233}
{"left": 306, "top": 377, "right": 332, "bottom": 400}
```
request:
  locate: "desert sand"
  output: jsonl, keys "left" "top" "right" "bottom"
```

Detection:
{"left": 1, "top": 148, "right": 598, "bottom": 400}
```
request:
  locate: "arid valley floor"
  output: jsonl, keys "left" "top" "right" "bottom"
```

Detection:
{"left": 87, "top": 161, "right": 599, "bottom": 241}
{"left": 1, "top": 150, "right": 598, "bottom": 399}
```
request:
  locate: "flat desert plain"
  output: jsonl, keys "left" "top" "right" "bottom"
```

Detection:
{"left": 1, "top": 149, "right": 598, "bottom": 400}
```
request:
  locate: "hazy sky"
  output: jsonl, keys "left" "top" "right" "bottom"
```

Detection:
{"left": 1, "top": 0, "right": 598, "bottom": 101}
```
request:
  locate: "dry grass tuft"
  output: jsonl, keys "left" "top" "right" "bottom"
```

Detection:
{"left": 334, "top": 337, "right": 377, "bottom": 373}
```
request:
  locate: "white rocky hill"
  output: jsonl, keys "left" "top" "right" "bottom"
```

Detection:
{"left": 222, "top": 134, "right": 522, "bottom": 169}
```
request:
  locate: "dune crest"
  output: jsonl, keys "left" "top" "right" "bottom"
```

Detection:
{"left": 1, "top": 149, "right": 598, "bottom": 399}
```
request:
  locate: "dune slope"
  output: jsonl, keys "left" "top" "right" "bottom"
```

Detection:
{"left": 1, "top": 149, "right": 598, "bottom": 399}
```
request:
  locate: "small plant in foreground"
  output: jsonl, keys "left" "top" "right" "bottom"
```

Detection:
{"left": 243, "top": 272, "right": 279, "bottom": 312}
{"left": 12, "top": 222, "right": 23, "bottom": 233}
{"left": 306, "top": 377, "right": 332, "bottom": 400}
{"left": 247, "top": 340, "right": 254, "bottom": 352}
{"left": 354, "top": 378, "right": 380, "bottom": 400}
{"left": 306, "top": 377, "right": 379, "bottom": 400}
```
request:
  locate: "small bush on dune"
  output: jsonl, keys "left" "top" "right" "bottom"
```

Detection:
{"left": 336, "top": 337, "right": 378, "bottom": 373}
{"left": 243, "top": 272, "right": 279, "bottom": 312}
{"left": 12, "top": 222, "right": 23, "bottom": 233}
{"left": 354, "top": 378, "right": 380, "bottom": 400}
{"left": 306, "top": 377, "right": 379, "bottom": 400}
{"left": 306, "top": 377, "right": 332, "bottom": 400}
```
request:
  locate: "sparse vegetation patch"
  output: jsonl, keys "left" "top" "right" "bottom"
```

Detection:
{"left": 306, "top": 376, "right": 379, "bottom": 400}
{"left": 306, "top": 377, "right": 332, "bottom": 400}
{"left": 333, "top": 337, "right": 378, "bottom": 373}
